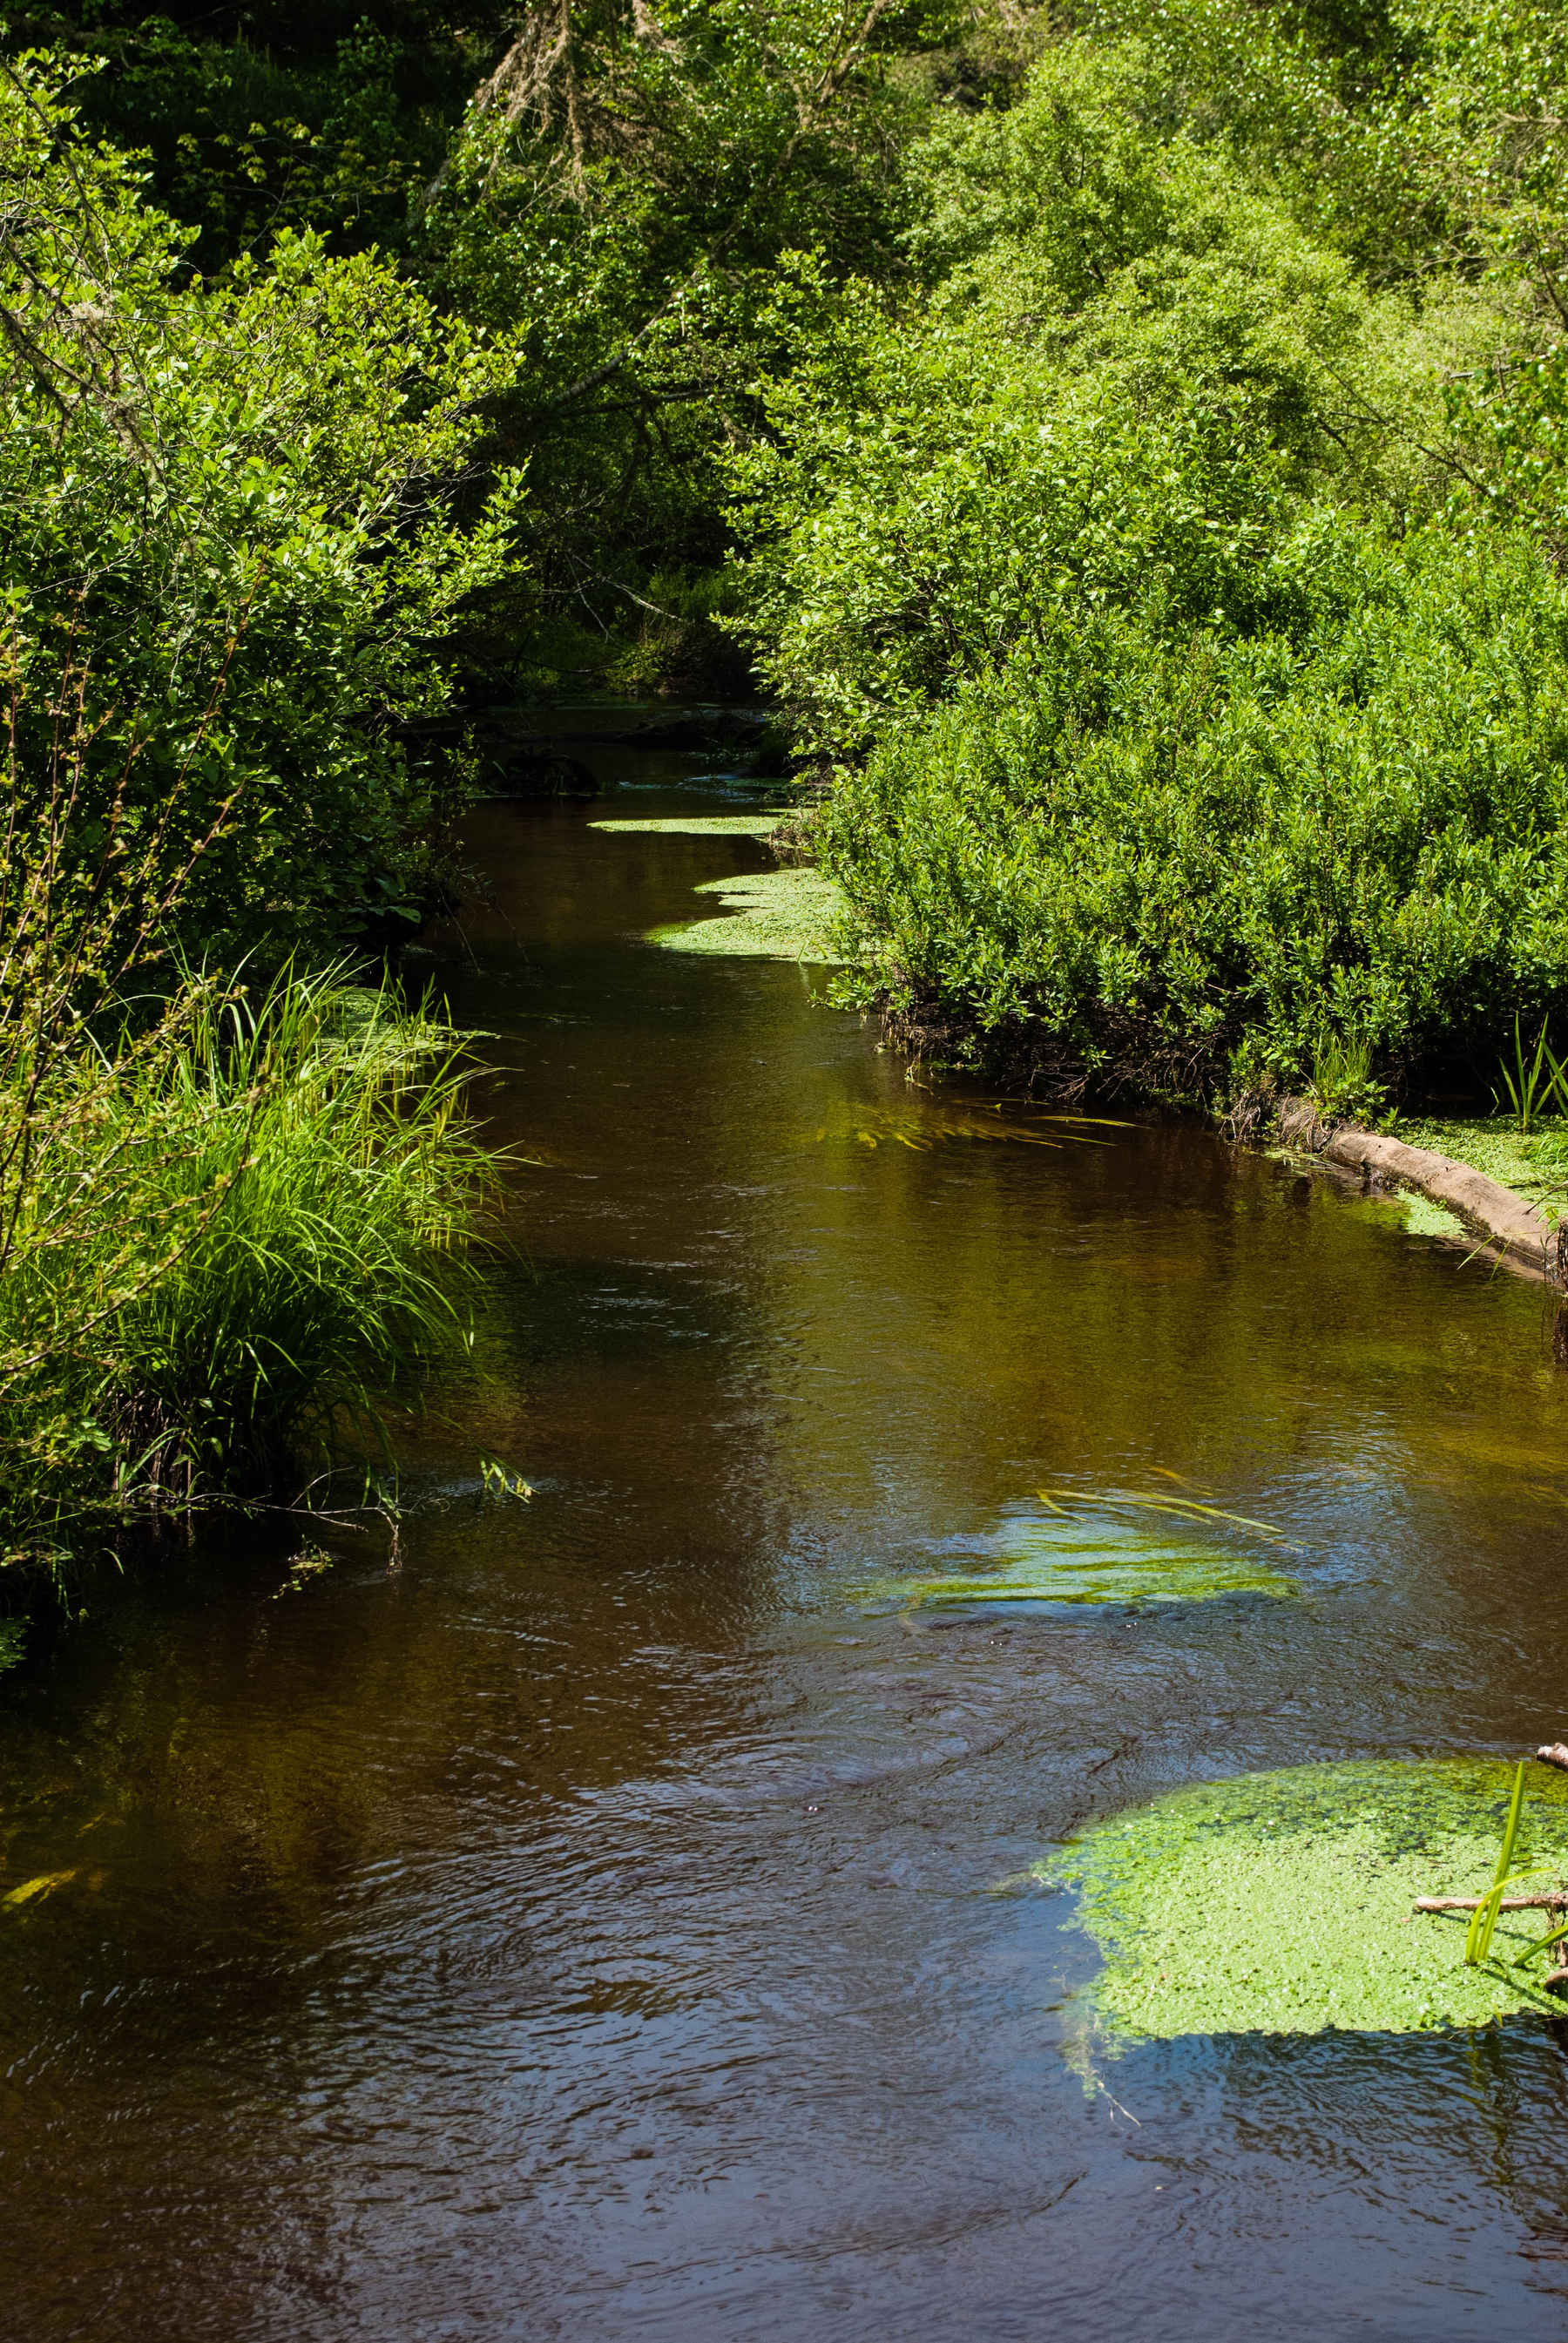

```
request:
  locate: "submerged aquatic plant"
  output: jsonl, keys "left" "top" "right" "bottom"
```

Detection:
{"left": 858, "top": 1491, "right": 1295, "bottom": 1615}
{"left": 1038, "top": 1486, "right": 1288, "bottom": 1541}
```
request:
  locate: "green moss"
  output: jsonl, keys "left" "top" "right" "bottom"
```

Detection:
{"left": 1036, "top": 1758, "right": 1568, "bottom": 2042}
{"left": 648, "top": 868, "right": 844, "bottom": 962}
{"left": 1398, "top": 1116, "right": 1568, "bottom": 1209}
{"left": 859, "top": 1505, "right": 1296, "bottom": 1615}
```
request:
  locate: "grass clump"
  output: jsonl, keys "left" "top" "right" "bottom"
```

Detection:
{"left": 1036, "top": 1759, "right": 1568, "bottom": 2042}
{"left": 0, "top": 965, "right": 496, "bottom": 1582}
{"left": 1497, "top": 1019, "right": 1568, "bottom": 1135}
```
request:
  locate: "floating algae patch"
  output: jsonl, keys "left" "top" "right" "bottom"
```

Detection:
{"left": 590, "top": 814, "right": 790, "bottom": 838}
{"left": 590, "top": 809, "right": 844, "bottom": 957}
{"left": 857, "top": 1498, "right": 1296, "bottom": 1616}
{"left": 1398, "top": 1191, "right": 1470, "bottom": 1242}
{"left": 648, "top": 868, "right": 844, "bottom": 962}
{"left": 1360, "top": 1189, "right": 1469, "bottom": 1244}
{"left": 1035, "top": 1758, "right": 1568, "bottom": 2042}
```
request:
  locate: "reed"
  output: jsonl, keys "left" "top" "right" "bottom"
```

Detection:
{"left": 1464, "top": 1762, "right": 1528, "bottom": 1966}
{"left": 1309, "top": 1034, "right": 1382, "bottom": 1123}
{"left": 1497, "top": 1018, "right": 1568, "bottom": 1134}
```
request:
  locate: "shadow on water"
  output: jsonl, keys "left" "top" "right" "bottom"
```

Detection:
{"left": 6, "top": 727, "right": 1568, "bottom": 2335}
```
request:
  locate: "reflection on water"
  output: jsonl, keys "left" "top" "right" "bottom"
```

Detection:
{"left": 6, "top": 744, "right": 1568, "bottom": 2335}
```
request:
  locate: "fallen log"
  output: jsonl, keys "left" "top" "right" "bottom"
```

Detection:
{"left": 1275, "top": 1099, "right": 1567, "bottom": 1285}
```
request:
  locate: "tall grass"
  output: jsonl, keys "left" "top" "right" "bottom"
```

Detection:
{"left": 0, "top": 622, "right": 503, "bottom": 1602}
{"left": 0, "top": 964, "right": 497, "bottom": 1577}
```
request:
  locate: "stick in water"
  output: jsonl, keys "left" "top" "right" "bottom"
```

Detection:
{"left": 1415, "top": 1893, "right": 1568, "bottom": 1913}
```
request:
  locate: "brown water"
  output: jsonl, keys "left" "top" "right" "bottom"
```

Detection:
{"left": 8, "top": 741, "right": 1568, "bottom": 2338}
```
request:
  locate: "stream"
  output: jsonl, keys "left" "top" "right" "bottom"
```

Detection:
{"left": 7, "top": 730, "right": 1568, "bottom": 2336}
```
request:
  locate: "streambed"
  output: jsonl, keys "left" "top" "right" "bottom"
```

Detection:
{"left": 6, "top": 726, "right": 1568, "bottom": 2336}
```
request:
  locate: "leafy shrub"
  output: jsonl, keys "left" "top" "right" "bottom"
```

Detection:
{"left": 734, "top": 23, "right": 1568, "bottom": 1104}
{"left": 0, "top": 51, "right": 525, "bottom": 958}
{"left": 812, "top": 520, "right": 1568, "bottom": 1103}
{"left": 733, "top": 48, "right": 1506, "bottom": 761}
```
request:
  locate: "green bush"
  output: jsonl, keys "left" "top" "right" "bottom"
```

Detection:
{"left": 733, "top": 49, "right": 1505, "bottom": 762}
{"left": 733, "top": 20, "right": 1568, "bottom": 1105}
{"left": 813, "top": 519, "right": 1568, "bottom": 1103}
{"left": 0, "top": 51, "right": 525, "bottom": 958}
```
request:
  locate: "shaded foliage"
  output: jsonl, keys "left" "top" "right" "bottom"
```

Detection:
{"left": 0, "top": 51, "right": 524, "bottom": 954}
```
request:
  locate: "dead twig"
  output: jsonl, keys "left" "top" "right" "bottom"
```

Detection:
{"left": 1413, "top": 1893, "right": 1568, "bottom": 1913}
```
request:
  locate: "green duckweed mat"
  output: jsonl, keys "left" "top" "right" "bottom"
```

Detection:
{"left": 1355, "top": 1188, "right": 1470, "bottom": 1245}
{"left": 648, "top": 867, "right": 844, "bottom": 962}
{"left": 590, "top": 814, "right": 788, "bottom": 837}
{"left": 1035, "top": 1757, "right": 1568, "bottom": 2041}
{"left": 858, "top": 1501, "right": 1297, "bottom": 1615}
{"left": 1398, "top": 1116, "right": 1568, "bottom": 1209}
{"left": 591, "top": 812, "right": 842, "bottom": 956}
{"left": 1397, "top": 1191, "right": 1470, "bottom": 1240}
